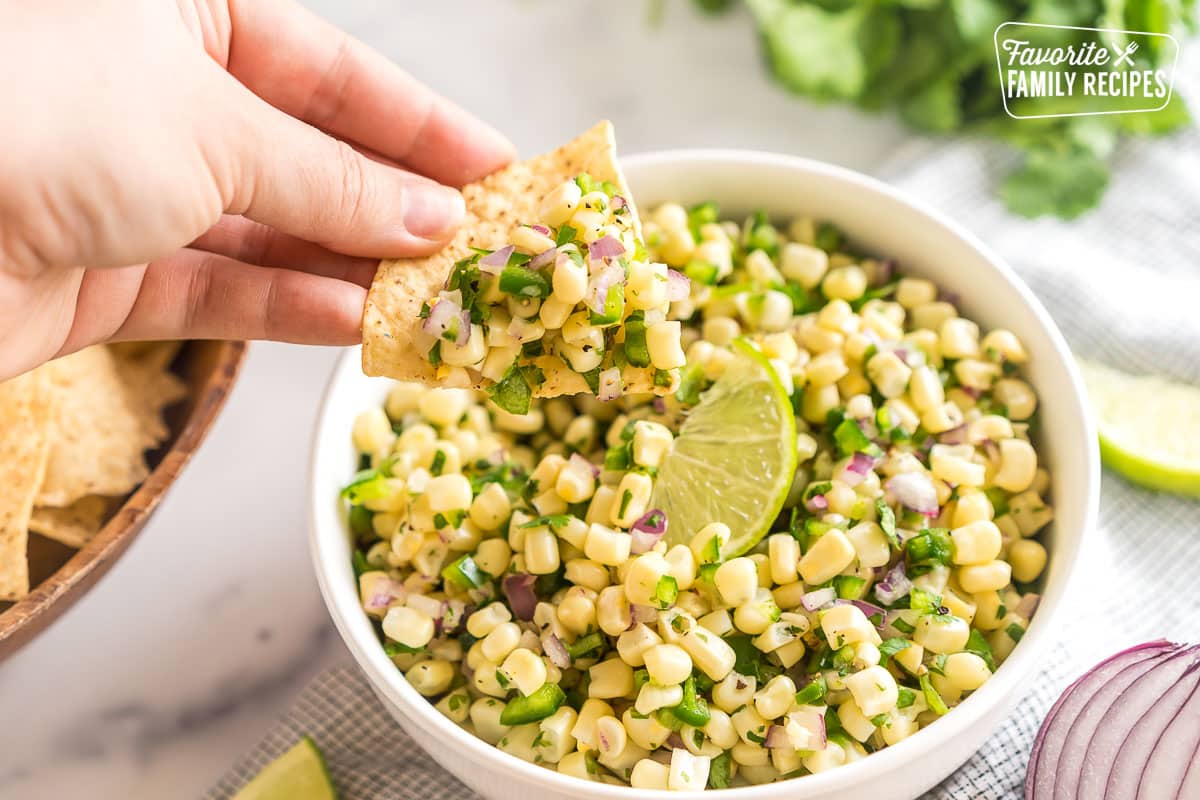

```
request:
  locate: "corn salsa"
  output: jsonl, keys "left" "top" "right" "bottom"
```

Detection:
{"left": 345, "top": 201, "right": 1051, "bottom": 790}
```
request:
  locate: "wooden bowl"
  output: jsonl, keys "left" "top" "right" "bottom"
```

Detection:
{"left": 0, "top": 340, "right": 247, "bottom": 659}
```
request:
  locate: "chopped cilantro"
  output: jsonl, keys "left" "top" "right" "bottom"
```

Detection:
{"left": 488, "top": 363, "right": 533, "bottom": 415}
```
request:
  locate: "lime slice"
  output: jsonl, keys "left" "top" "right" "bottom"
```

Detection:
{"left": 652, "top": 339, "right": 798, "bottom": 556}
{"left": 233, "top": 737, "right": 337, "bottom": 800}
{"left": 1079, "top": 359, "right": 1200, "bottom": 497}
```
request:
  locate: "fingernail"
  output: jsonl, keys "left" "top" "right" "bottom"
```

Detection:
{"left": 404, "top": 183, "right": 465, "bottom": 240}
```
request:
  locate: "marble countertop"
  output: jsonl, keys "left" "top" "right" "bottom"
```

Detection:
{"left": 0, "top": 2, "right": 914, "bottom": 797}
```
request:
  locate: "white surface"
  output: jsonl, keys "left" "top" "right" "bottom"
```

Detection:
{"left": 311, "top": 153, "right": 1097, "bottom": 800}
{"left": 0, "top": 2, "right": 913, "bottom": 798}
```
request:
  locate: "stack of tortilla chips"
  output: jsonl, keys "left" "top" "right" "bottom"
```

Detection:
{"left": 0, "top": 343, "right": 185, "bottom": 601}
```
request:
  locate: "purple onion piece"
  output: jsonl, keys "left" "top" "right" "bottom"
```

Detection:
{"left": 421, "top": 297, "right": 462, "bottom": 340}
{"left": 806, "top": 494, "right": 829, "bottom": 513}
{"left": 666, "top": 269, "right": 691, "bottom": 302}
{"left": 597, "top": 367, "right": 622, "bottom": 402}
{"left": 765, "top": 725, "right": 791, "bottom": 749}
{"left": 632, "top": 509, "right": 667, "bottom": 535}
{"left": 653, "top": 397, "right": 667, "bottom": 414}
{"left": 630, "top": 604, "right": 658, "bottom": 625}
{"left": 846, "top": 599, "right": 888, "bottom": 629}
{"left": 939, "top": 423, "right": 968, "bottom": 445}
{"left": 529, "top": 224, "right": 551, "bottom": 236}
{"left": 480, "top": 244, "right": 514, "bottom": 269}
{"left": 587, "top": 234, "right": 625, "bottom": 260}
{"left": 886, "top": 472, "right": 939, "bottom": 515}
{"left": 529, "top": 247, "right": 556, "bottom": 270}
{"left": 502, "top": 573, "right": 538, "bottom": 621}
{"left": 873, "top": 561, "right": 913, "bottom": 606}
{"left": 847, "top": 452, "right": 877, "bottom": 476}
{"left": 801, "top": 587, "right": 836, "bottom": 612}
{"left": 455, "top": 309, "right": 471, "bottom": 346}
{"left": 543, "top": 634, "right": 571, "bottom": 669}
{"left": 586, "top": 264, "right": 623, "bottom": 315}
{"left": 1016, "top": 593, "right": 1041, "bottom": 620}
{"left": 611, "top": 195, "right": 627, "bottom": 210}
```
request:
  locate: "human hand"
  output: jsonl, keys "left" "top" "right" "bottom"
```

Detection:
{"left": 0, "top": 0, "right": 514, "bottom": 380}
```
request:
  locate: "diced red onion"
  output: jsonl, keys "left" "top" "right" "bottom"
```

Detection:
{"left": 666, "top": 269, "right": 690, "bottom": 302}
{"left": 893, "top": 347, "right": 909, "bottom": 364}
{"left": 587, "top": 235, "right": 625, "bottom": 261}
{"left": 598, "top": 367, "right": 622, "bottom": 402}
{"left": 872, "top": 259, "right": 896, "bottom": 285}
{"left": 806, "top": 494, "right": 829, "bottom": 513}
{"left": 529, "top": 224, "right": 551, "bottom": 236}
{"left": 785, "top": 709, "right": 826, "bottom": 750}
{"left": 847, "top": 599, "right": 888, "bottom": 629}
{"left": 611, "top": 195, "right": 627, "bottom": 211}
{"left": 543, "top": 633, "right": 571, "bottom": 669}
{"left": 653, "top": 397, "right": 667, "bottom": 414}
{"left": 801, "top": 587, "right": 836, "bottom": 611}
{"left": 630, "top": 509, "right": 668, "bottom": 554}
{"left": 529, "top": 247, "right": 556, "bottom": 270}
{"left": 479, "top": 245, "right": 514, "bottom": 274}
{"left": 630, "top": 604, "right": 659, "bottom": 625}
{"left": 961, "top": 385, "right": 982, "bottom": 400}
{"left": 982, "top": 439, "right": 1001, "bottom": 462}
{"left": 940, "top": 289, "right": 960, "bottom": 307}
{"left": 765, "top": 725, "right": 791, "bottom": 749}
{"left": 873, "top": 561, "right": 912, "bottom": 605}
{"left": 1016, "top": 593, "right": 1041, "bottom": 620}
{"left": 939, "top": 424, "right": 968, "bottom": 445}
{"left": 886, "top": 472, "right": 939, "bottom": 515}
{"left": 438, "top": 599, "right": 469, "bottom": 636}
{"left": 847, "top": 453, "right": 877, "bottom": 477}
{"left": 586, "top": 263, "right": 623, "bottom": 315}
{"left": 422, "top": 296, "right": 464, "bottom": 342}
{"left": 365, "top": 579, "right": 406, "bottom": 611}
{"left": 502, "top": 573, "right": 538, "bottom": 621}
{"left": 666, "top": 733, "right": 686, "bottom": 750}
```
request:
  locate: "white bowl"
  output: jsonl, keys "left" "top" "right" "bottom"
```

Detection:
{"left": 310, "top": 151, "right": 1099, "bottom": 800}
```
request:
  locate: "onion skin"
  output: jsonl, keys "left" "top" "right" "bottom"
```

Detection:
{"left": 1024, "top": 640, "right": 1178, "bottom": 800}
{"left": 1080, "top": 646, "right": 1200, "bottom": 800}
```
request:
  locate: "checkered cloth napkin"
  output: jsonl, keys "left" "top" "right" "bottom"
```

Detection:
{"left": 208, "top": 121, "right": 1200, "bottom": 799}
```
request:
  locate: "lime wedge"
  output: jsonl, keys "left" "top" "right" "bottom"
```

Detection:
{"left": 652, "top": 339, "right": 798, "bottom": 557}
{"left": 1079, "top": 359, "right": 1200, "bottom": 497}
{"left": 233, "top": 737, "right": 337, "bottom": 800}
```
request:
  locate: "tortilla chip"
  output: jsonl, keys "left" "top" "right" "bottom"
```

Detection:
{"left": 112, "top": 346, "right": 188, "bottom": 444}
{"left": 0, "top": 370, "right": 54, "bottom": 600}
{"left": 35, "top": 347, "right": 159, "bottom": 506}
{"left": 29, "top": 495, "right": 119, "bottom": 549}
{"left": 362, "top": 121, "right": 657, "bottom": 397}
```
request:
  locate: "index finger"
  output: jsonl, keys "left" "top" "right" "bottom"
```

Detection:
{"left": 224, "top": 0, "right": 515, "bottom": 187}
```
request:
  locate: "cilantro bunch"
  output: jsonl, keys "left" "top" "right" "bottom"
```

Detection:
{"left": 694, "top": 0, "right": 1194, "bottom": 218}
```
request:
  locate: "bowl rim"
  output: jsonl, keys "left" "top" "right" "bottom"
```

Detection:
{"left": 310, "top": 148, "right": 1099, "bottom": 798}
{"left": 0, "top": 340, "right": 248, "bottom": 656}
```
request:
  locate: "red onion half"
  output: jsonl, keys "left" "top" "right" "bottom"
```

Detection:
{"left": 1025, "top": 640, "right": 1200, "bottom": 800}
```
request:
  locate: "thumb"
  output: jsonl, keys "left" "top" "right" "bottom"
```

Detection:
{"left": 209, "top": 75, "right": 466, "bottom": 258}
